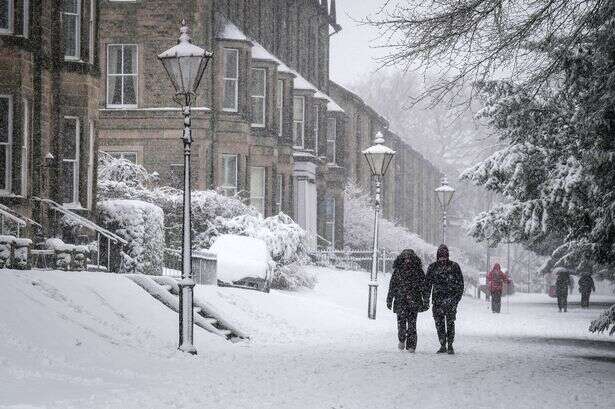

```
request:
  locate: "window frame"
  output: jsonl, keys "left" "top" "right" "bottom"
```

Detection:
{"left": 277, "top": 79, "right": 284, "bottom": 137}
{"left": 249, "top": 166, "right": 266, "bottom": 215}
{"left": 250, "top": 68, "right": 267, "bottom": 128}
{"left": 313, "top": 105, "right": 319, "bottom": 155}
{"left": 275, "top": 174, "right": 283, "bottom": 214}
{"left": 0, "top": 95, "right": 13, "bottom": 195}
{"left": 221, "top": 154, "right": 238, "bottom": 197}
{"left": 292, "top": 96, "right": 305, "bottom": 149}
{"left": 327, "top": 117, "right": 337, "bottom": 164}
{"left": 21, "top": 0, "right": 28, "bottom": 37}
{"left": 86, "top": 120, "right": 94, "bottom": 209}
{"left": 63, "top": 0, "right": 81, "bottom": 61}
{"left": 105, "top": 151, "right": 138, "bottom": 163}
{"left": 325, "top": 196, "right": 336, "bottom": 248}
{"left": 0, "top": 0, "right": 13, "bottom": 35}
{"left": 222, "top": 48, "right": 239, "bottom": 112}
{"left": 20, "top": 97, "right": 28, "bottom": 196}
{"left": 106, "top": 43, "right": 138, "bottom": 108}
{"left": 88, "top": 0, "right": 95, "bottom": 64}
{"left": 62, "top": 116, "right": 81, "bottom": 207}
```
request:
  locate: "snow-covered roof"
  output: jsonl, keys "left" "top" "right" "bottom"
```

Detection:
{"left": 218, "top": 15, "right": 344, "bottom": 114}
{"left": 217, "top": 18, "right": 249, "bottom": 42}
{"left": 250, "top": 41, "right": 293, "bottom": 74}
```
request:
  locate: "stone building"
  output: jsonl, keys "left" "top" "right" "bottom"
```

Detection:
{"left": 329, "top": 81, "right": 442, "bottom": 245}
{"left": 97, "top": 0, "right": 345, "bottom": 250}
{"left": 0, "top": 0, "right": 99, "bottom": 239}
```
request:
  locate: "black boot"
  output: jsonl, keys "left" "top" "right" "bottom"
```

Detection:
{"left": 447, "top": 343, "right": 455, "bottom": 355}
{"left": 437, "top": 343, "right": 447, "bottom": 353}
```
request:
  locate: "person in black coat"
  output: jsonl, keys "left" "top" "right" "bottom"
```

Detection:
{"left": 578, "top": 273, "right": 596, "bottom": 308}
{"left": 386, "top": 249, "right": 427, "bottom": 352}
{"left": 425, "top": 244, "right": 464, "bottom": 355}
{"left": 555, "top": 269, "right": 574, "bottom": 312}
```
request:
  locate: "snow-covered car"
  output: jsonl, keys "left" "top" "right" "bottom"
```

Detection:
{"left": 209, "top": 234, "right": 272, "bottom": 292}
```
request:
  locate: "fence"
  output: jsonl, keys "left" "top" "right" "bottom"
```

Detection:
{"left": 163, "top": 248, "right": 217, "bottom": 285}
{"left": 312, "top": 249, "right": 397, "bottom": 275}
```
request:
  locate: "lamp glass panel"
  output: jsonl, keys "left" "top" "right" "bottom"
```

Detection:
{"left": 160, "top": 57, "right": 181, "bottom": 93}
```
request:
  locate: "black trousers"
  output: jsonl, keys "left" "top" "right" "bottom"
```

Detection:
{"left": 581, "top": 291, "right": 591, "bottom": 308}
{"left": 557, "top": 291, "right": 568, "bottom": 311}
{"left": 433, "top": 305, "right": 457, "bottom": 346}
{"left": 491, "top": 291, "right": 502, "bottom": 313}
{"left": 396, "top": 309, "right": 418, "bottom": 350}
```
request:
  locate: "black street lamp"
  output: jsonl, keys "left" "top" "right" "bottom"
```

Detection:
{"left": 362, "top": 131, "right": 395, "bottom": 320}
{"left": 158, "top": 20, "right": 213, "bottom": 355}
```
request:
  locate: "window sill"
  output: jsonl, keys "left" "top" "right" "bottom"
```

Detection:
{"left": 64, "top": 57, "right": 85, "bottom": 63}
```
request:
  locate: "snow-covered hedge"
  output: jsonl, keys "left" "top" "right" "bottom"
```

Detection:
{"left": 98, "top": 200, "right": 165, "bottom": 275}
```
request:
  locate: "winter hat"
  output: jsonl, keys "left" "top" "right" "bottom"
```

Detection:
{"left": 437, "top": 244, "right": 449, "bottom": 261}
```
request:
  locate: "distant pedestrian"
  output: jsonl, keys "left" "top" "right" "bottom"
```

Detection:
{"left": 425, "top": 245, "right": 464, "bottom": 355}
{"left": 387, "top": 249, "right": 428, "bottom": 353}
{"left": 555, "top": 269, "right": 574, "bottom": 312}
{"left": 487, "top": 263, "right": 511, "bottom": 313}
{"left": 578, "top": 273, "right": 595, "bottom": 308}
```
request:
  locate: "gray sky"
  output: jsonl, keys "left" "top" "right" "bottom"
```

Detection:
{"left": 330, "top": 0, "right": 392, "bottom": 91}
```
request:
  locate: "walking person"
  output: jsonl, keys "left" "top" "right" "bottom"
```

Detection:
{"left": 425, "top": 245, "right": 464, "bottom": 355}
{"left": 555, "top": 268, "right": 574, "bottom": 312}
{"left": 578, "top": 273, "right": 595, "bottom": 308}
{"left": 386, "top": 249, "right": 428, "bottom": 353}
{"left": 486, "top": 263, "right": 511, "bottom": 313}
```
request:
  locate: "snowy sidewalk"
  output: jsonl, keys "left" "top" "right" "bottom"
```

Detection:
{"left": 1, "top": 268, "right": 614, "bottom": 409}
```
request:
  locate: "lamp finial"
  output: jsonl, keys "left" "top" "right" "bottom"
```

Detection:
{"left": 374, "top": 131, "right": 385, "bottom": 145}
{"left": 179, "top": 20, "right": 191, "bottom": 43}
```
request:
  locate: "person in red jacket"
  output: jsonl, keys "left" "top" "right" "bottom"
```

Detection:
{"left": 487, "top": 263, "right": 511, "bottom": 313}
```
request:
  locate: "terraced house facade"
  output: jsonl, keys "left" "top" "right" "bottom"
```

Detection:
{"left": 97, "top": 0, "right": 345, "bottom": 249}
{"left": 0, "top": 0, "right": 99, "bottom": 240}
{"left": 1, "top": 0, "right": 443, "bottom": 250}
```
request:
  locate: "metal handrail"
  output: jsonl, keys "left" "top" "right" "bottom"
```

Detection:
{"left": 32, "top": 197, "right": 127, "bottom": 245}
{"left": 0, "top": 203, "right": 42, "bottom": 228}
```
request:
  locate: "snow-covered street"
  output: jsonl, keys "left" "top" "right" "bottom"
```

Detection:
{"left": 1, "top": 267, "right": 614, "bottom": 409}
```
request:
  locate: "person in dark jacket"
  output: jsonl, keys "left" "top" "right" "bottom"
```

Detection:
{"left": 425, "top": 245, "right": 464, "bottom": 354}
{"left": 578, "top": 273, "right": 596, "bottom": 308}
{"left": 386, "top": 249, "right": 427, "bottom": 352}
{"left": 487, "top": 263, "right": 511, "bottom": 313}
{"left": 555, "top": 269, "right": 574, "bottom": 312}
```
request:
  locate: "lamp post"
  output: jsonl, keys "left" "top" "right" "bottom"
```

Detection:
{"left": 362, "top": 132, "right": 396, "bottom": 320}
{"left": 158, "top": 20, "right": 212, "bottom": 355}
{"left": 435, "top": 176, "right": 455, "bottom": 245}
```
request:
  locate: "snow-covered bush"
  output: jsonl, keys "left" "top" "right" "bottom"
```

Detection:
{"left": 13, "top": 238, "right": 32, "bottom": 270}
{"left": 0, "top": 235, "right": 14, "bottom": 268}
{"left": 98, "top": 200, "right": 164, "bottom": 275}
{"left": 590, "top": 305, "right": 615, "bottom": 336}
{"left": 97, "top": 154, "right": 313, "bottom": 288}
{"left": 344, "top": 182, "right": 437, "bottom": 263}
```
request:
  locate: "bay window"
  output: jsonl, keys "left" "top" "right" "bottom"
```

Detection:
{"left": 277, "top": 80, "right": 284, "bottom": 136}
{"left": 223, "top": 48, "right": 239, "bottom": 112}
{"left": 221, "top": 154, "right": 238, "bottom": 196}
{"left": 327, "top": 117, "right": 337, "bottom": 164}
{"left": 293, "top": 96, "right": 305, "bottom": 148}
{"left": 63, "top": 0, "right": 81, "bottom": 60}
{"left": 62, "top": 117, "right": 80, "bottom": 206}
{"left": 0, "top": 0, "right": 13, "bottom": 34}
{"left": 313, "top": 105, "right": 319, "bottom": 155}
{"left": 0, "top": 95, "right": 12, "bottom": 194}
{"left": 20, "top": 98, "right": 28, "bottom": 196}
{"left": 107, "top": 44, "right": 138, "bottom": 107}
{"left": 251, "top": 68, "right": 266, "bottom": 127}
{"left": 250, "top": 166, "right": 266, "bottom": 215}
